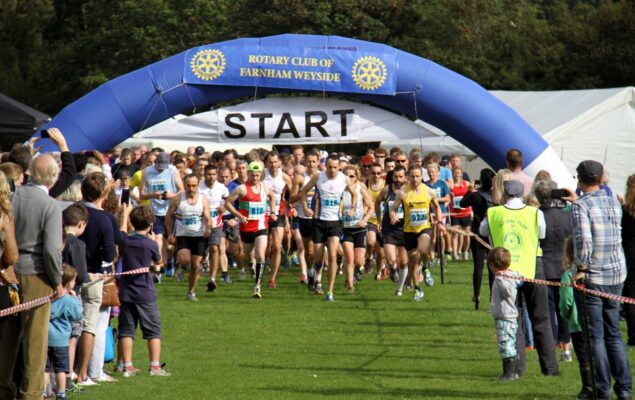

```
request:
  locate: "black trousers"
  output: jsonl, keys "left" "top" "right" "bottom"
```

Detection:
{"left": 547, "top": 281, "right": 571, "bottom": 344}
{"left": 470, "top": 237, "right": 493, "bottom": 301}
{"left": 515, "top": 258, "right": 560, "bottom": 376}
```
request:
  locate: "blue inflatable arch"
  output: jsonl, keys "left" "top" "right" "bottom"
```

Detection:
{"left": 38, "top": 34, "right": 569, "bottom": 181}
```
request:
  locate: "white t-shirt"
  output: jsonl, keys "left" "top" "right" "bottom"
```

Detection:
{"left": 199, "top": 180, "right": 229, "bottom": 228}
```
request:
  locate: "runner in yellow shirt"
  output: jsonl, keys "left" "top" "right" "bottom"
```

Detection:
{"left": 390, "top": 165, "right": 445, "bottom": 301}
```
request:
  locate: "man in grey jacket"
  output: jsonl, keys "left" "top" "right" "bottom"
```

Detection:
{"left": 0, "top": 153, "right": 64, "bottom": 400}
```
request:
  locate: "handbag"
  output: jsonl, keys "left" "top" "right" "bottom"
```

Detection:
{"left": 101, "top": 280, "right": 120, "bottom": 307}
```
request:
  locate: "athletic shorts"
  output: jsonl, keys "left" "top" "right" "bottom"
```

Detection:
{"left": 312, "top": 220, "right": 342, "bottom": 244}
{"left": 291, "top": 217, "right": 300, "bottom": 230}
{"left": 342, "top": 228, "right": 367, "bottom": 248}
{"left": 404, "top": 229, "right": 432, "bottom": 251}
{"left": 451, "top": 216, "right": 472, "bottom": 228}
{"left": 367, "top": 223, "right": 383, "bottom": 245}
{"left": 46, "top": 346, "right": 70, "bottom": 374}
{"left": 240, "top": 229, "right": 268, "bottom": 244}
{"left": 206, "top": 227, "right": 224, "bottom": 247}
{"left": 222, "top": 218, "right": 240, "bottom": 243}
{"left": 268, "top": 214, "right": 285, "bottom": 230}
{"left": 153, "top": 215, "right": 167, "bottom": 235}
{"left": 118, "top": 301, "right": 162, "bottom": 340}
{"left": 383, "top": 229, "right": 404, "bottom": 246}
{"left": 176, "top": 236, "right": 207, "bottom": 256}
{"left": 298, "top": 218, "right": 313, "bottom": 239}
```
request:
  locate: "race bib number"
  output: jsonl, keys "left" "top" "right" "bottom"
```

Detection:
{"left": 320, "top": 196, "right": 340, "bottom": 208}
{"left": 182, "top": 215, "right": 202, "bottom": 231}
{"left": 249, "top": 202, "right": 266, "bottom": 219}
{"left": 343, "top": 212, "right": 360, "bottom": 225}
{"left": 453, "top": 196, "right": 464, "bottom": 209}
{"left": 388, "top": 201, "right": 404, "bottom": 219}
{"left": 409, "top": 209, "right": 428, "bottom": 227}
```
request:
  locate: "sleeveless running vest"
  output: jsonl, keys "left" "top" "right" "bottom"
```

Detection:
{"left": 342, "top": 183, "right": 364, "bottom": 228}
{"left": 295, "top": 172, "right": 315, "bottom": 220}
{"left": 199, "top": 180, "right": 227, "bottom": 228}
{"left": 238, "top": 182, "right": 268, "bottom": 232}
{"left": 313, "top": 171, "right": 347, "bottom": 222}
{"left": 367, "top": 179, "right": 385, "bottom": 225}
{"left": 487, "top": 205, "right": 540, "bottom": 279}
{"left": 263, "top": 169, "right": 286, "bottom": 216}
{"left": 382, "top": 184, "right": 404, "bottom": 231}
{"left": 403, "top": 184, "right": 432, "bottom": 233}
{"left": 174, "top": 193, "right": 205, "bottom": 237}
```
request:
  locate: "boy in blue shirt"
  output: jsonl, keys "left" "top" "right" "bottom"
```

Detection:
{"left": 47, "top": 265, "right": 83, "bottom": 399}
{"left": 117, "top": 204, "right": 170, "bottom": 377}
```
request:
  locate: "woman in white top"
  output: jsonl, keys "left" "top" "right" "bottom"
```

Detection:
{"left": 341, "top": 166, "right": 374, "bottom": 292}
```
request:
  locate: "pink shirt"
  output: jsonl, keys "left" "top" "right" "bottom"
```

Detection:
{"left": 512, "top": 171, "right": 534, "bottom": 196}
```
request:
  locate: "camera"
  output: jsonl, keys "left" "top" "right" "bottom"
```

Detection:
{"left": 40, "top": 129, "right": 50, "bottom": 138}
{"left": 121, "top": 189, "right": 130, "bottom": 205}
{"left": 161, "top": 191, "right": 168, "bottom": 200}
{"left": 550, "top": 188, "right": 568, "bottom": 199}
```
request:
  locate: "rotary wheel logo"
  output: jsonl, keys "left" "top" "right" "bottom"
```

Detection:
{"left": 352, "top": 56, "right": 387, "bottom": 91}
{"left": 190, "top": 49, "right": 226, "bottom": 81}
{"left": 503, "top": 232, "right": 522, "bottom": 251}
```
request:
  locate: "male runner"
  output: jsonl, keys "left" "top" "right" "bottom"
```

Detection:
{"left": 199, "top": 165, "right": 230, "bottom": 291}
{"left": 223, "top": 161, "right": 277, "bottom": 298}
{"left": 262, "top": 151, "right": 293, "bottom": 288}
{"left": 296, "top": 154, "right": 357, "bottom": 302}
{"left": 390, "top": 165, "right": 445, "bottom": 301}
{"left": 366, "top": 162, "right": 386, "bottom": 278}
{"left": 165, "top": 174, "right": 212, "bottom": 301}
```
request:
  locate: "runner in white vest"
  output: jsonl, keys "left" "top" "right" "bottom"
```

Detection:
{"left": 166, "top": 174, "right": 211, "bottom": 301}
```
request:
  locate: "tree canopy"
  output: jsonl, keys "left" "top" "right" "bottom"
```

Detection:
{"left": 1, "top": 0, "right": 633, "bottom": 117}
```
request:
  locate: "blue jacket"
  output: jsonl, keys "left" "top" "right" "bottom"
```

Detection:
{"left": 48, "top": 294, "right": 83, "bottom": 347}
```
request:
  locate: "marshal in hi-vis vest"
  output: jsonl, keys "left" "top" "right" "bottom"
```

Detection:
{"left": 487, "top": 205, "right": 539, "bottom": 279}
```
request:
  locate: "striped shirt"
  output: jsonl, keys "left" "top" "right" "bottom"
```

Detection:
{"left": 571, "top": 189, "right": 626, "bottom": 286}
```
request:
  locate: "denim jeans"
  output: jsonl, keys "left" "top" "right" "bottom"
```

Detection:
{"left": 575, "top": 283, "right": 632, "bottom": 398}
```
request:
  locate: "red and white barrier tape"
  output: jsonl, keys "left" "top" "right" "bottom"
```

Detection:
{"left": 0, "top": 267, "right": 150, "bottom": 317}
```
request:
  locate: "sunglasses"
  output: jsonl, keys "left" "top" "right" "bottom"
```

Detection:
{"left": 395, "top": 159, "right": 407, "bottom": 163}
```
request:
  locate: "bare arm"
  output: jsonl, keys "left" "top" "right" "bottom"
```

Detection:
{"left": 359, "top": 186, "right": 374, "bottom": 227}
{"left": 165, "top": 195, "right": 181, "bottom": 242}
{"left": 0, "top": 214, "right": 18, "bottom": 267}
{"left": 345, "top": 177, "right": 357, "bottom": 218}
{"left": 389, "top": 190, "right": 405, "bottom": 225}
{"left": 374, "top": 186, "right": 388, "bottom": 228}
{"left": 223, "top": 185, "right": 248, "bottom": 223}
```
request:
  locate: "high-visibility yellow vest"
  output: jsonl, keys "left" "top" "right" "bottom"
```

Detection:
{"left": 487, "top": 205, "right": 539, "bottom": 278}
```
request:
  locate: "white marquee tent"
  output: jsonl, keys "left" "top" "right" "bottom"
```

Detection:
{"left": 123, "top": 88, "right": 634, "bottom": 194}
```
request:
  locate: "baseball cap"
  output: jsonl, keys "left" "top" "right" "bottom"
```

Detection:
{"left": 503, "top": 180, "right": 524, "bottom": 197}
{"left": 248, "top": 161, "right": 264, "bottom": 172}
{"left": 195, "top": 146, "right": 205, "bottom": 156}
{"left": 155, "top": 152, "right": 170, "bottom": 169}
{"left": 576, "top": 160, "right": 603, "bottom": 179}
{"left": 440, "top": 155, "right": 451, "bottom": 166}
{"left": 360, "top": 155, "right": 374, "bottom": 166}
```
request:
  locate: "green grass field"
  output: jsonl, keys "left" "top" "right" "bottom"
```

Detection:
{"left": 75, "top": 260, "right": 635, "bottom": 400}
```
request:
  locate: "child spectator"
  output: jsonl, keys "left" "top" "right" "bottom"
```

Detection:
{"left": 560, "top": 237, "right": 593, "bottom": 399}
{"left": 47, "top": 265, "right": 83, "bottom": 399}
{"left": 117, "top": 204, "right": 170, "bottom": 377}
{"left": 488, "top": 247, "right": 521, "bottom": 381}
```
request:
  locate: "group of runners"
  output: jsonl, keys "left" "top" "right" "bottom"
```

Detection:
{"left": 130, "top": 146, "right": 473, "bottom": 302}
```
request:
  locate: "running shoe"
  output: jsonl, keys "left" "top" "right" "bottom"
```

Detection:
{"left": 354, "top": 268, "right": 363, "bottom": 282}
{"left": 206, "top": 279, "right": 217, "bottom": 292}
{"left": 300, "top": 274, "right": 308, "bottom": 284}
{"left": 375, "top": 270, "right": 382, "bottom": 280}
{"left": 364, "top": 258, "right": 374, "bottom": 274}
{"left": 201, "top": 261, "right": 210, "bottom": 273}
{"left": 76, "top": 377, "right": 99, "bottom": 386}
{"left": 325, "top": 292, "right": 335, "bottom": 302}
{"left": 149, "top": 367, "right": 171, "bottom": 377}
{"left": 187, "top": 292, "right": 198, "bottom": 301}
{"left": 389, "top": 268, "right": 399, "bottom": 283}
{"left": 314, "top": 282, "right": 324, "bottom": 295}
{"left": 252, "top": 286, "right": 262, "bottom": 299}
{"left": 94, "top": 373, "right": 117, "bottom": 383}
{"left": 560, "top": 350, "right": 573, "bottom": 362}
{"left": 175, "top": 266, "right": 185, "bottom": 283}
{"left": 463, "top": 252, "right": 470, "bottom": 261}
{"left": 395, "top": 289, "right": 403, "bottom": 297}
{"left": 122, "top": 369, "right": 137, "bottom": 378}
{"left": 268, "top": 279, "right": 276, "bottom": 289}
{"left": 424, "top": 269, "right": 435, "bottom": 287}
{"left": 307, "top": 273, "right": 316, "bottom": 292}
{"left": 165, "top": 258, "right": 174, "bottom": 277}
{"left": 155, "top": 273, "right": 162, "bottom": 284}
{"left": 222, "top": 274, "right": 232, "bottom": 284}
{"left": 413, "top": 287, "right": 424, "bottom": 302}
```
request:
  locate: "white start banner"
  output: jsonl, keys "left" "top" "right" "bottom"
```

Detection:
{"left": 145, "top": 97, "right": 446, "bottom": 145}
